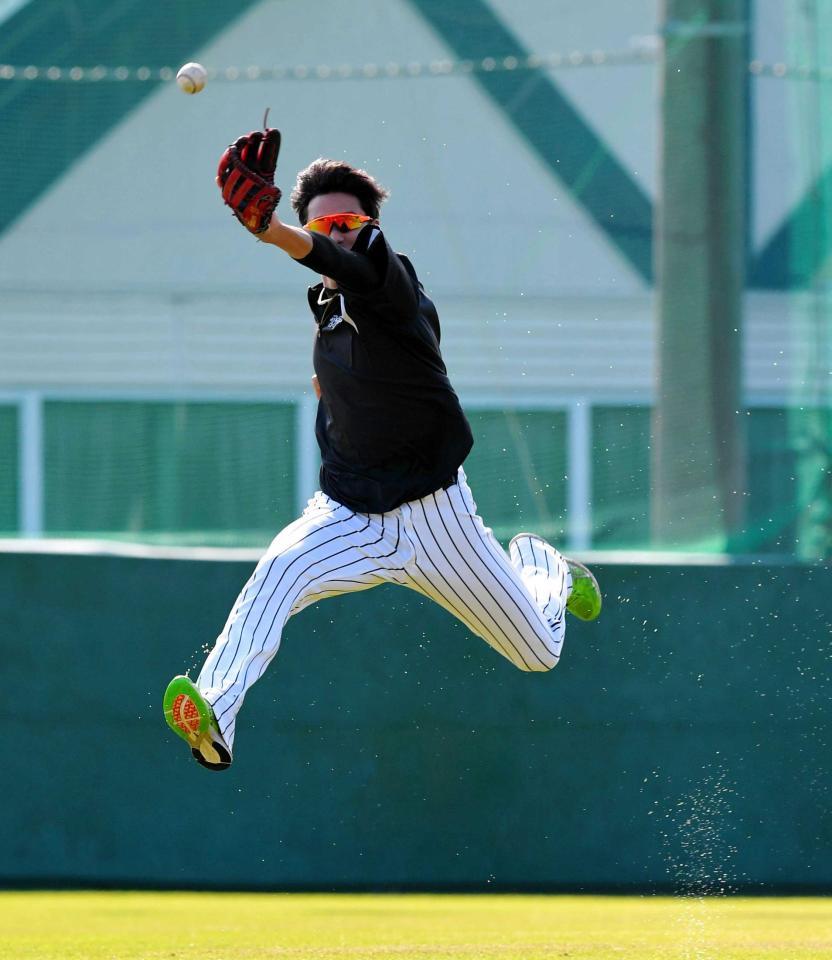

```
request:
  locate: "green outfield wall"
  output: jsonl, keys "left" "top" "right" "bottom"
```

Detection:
{"left": 0, "top": 549, "right": 829, "bottom": 891}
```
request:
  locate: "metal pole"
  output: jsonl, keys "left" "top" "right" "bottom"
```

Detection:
{"left": 19, "top": 392, "right": 44, "bottom": 536}
{"left": 652, "top": 0, "right": 748, "bottom": 549}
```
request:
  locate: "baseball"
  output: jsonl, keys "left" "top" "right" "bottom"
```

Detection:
{"left": 176, "top": 62, "right": 207, "bottom": 95}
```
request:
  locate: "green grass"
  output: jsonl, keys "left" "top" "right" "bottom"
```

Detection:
{"left": 0, "top": 892, "right": 829, "bottom": 959}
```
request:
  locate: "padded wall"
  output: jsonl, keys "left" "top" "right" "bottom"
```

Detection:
{"left": 1, "top": 550, "right": 828, "bottom": 890}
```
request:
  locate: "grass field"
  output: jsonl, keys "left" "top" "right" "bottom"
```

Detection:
{"left": 0, "top": 892, "right": 830, "bottom": 959}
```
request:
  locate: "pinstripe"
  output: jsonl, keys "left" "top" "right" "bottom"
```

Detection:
{"left": 214, "top": 517, "right": 401, "bottom": 724}
{"left": 212, "top": 517, "right": 383, "bottom": 722}
{"left": 513, "top": 532, "right": 566, "bottom": 624}
{"left": 207, "top": 506, "right": 356, "bottom": 687}
{"left": 292, "top": 586, "right": 365, "bottom": 609}
{"left": 408, "top": 498, "right": 521, "bottom": 664}
{"left": 197, "top": 473, "right": 571, "bottom": 751}
{"left": 294, "top": 577, "right": 374, "bottom": 608}
{"left": 371, "top": 509, "right": 484, "bottom": 632}
{"left": 208, "top": 509, "right": 367, "bottom": 689}
{"left": 432, "top": 492, "right": 548, "bottom": 667}
{"left": 209, "top": 507, "right": 339, "bottom": 651}
{"left": 543, "top": 562, "right": 566, "bottom": 621}
{"left": 432, "top": 490, "right": 547, "bottom": 666}
{"left": 455, "top": 482, "right": 563, "bottom": 646}
{"left": 292, "top": 517, "right": 404, "bottom": 612}
{"left": 532, "top": 540, "right": 549, "bottom": 607}
{"left": 261, "top": 517, "right": 385, "bottom": 629}
{"left": 406, "top": 508, "right": 487, "bottom": 634}
{"left": 254, "top": 514, "right": 396, "bottom": 643}
{"left": 520, "top": 537, "right": 547, "bottom": 609}
{"left": 453, "top": 486, "right": 555, "bottom": 635}
{"left": 208, "top": 515, "right": 361, "bottom": 692}
{"left": 243, "top": 543, "right": 436, "bottom": 710}
{"left": 407, "top": 551, "right": 499, "bottom": 653}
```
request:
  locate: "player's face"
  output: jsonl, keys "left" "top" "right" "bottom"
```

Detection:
{"left": 305, "top": 192, "right": 371, "bottom": 251}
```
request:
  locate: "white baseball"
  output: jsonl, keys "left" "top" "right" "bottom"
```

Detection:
{"left": 176, "top": 62, "right": 207, "bottom": 95}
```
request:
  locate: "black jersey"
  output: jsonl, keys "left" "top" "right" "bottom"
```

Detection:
{"left": 297, "top": 224, "right": 473, "bottom": 513}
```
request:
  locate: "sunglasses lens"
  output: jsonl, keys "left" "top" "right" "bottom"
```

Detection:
{"left": 307, "top": 214, "right": 369, "bottom": 235}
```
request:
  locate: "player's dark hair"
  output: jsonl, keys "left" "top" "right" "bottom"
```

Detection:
{"left": 291, "top": 159, "right": 390, "bottom": 224}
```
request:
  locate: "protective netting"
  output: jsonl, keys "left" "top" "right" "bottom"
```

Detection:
{"left": 0, "top": 0, "right": 829, "bottom": 558}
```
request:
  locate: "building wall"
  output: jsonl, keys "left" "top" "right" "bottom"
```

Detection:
{"left": 0, "top": 0, "right": 821, "bottom": 402}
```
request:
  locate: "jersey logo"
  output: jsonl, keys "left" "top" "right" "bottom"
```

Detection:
{"left": 319, "top": 294, "right": 359, "bottom": 335}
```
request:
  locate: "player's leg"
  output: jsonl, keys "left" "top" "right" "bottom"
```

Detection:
{"left": 400, "top": 469, "right": 598, "bottom": 671}
{"left": 166, "top": 493, "right": 406, "bottom": 767}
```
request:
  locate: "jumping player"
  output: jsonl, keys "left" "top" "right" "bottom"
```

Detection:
{"left": 163, "top": 124, "right": 602, "bottom": 770}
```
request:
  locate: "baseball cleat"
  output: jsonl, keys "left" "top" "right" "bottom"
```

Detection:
{"left": 509, "top": 532, "right": 602, "bottom": 622}
{"left": 163, "top": 675, "right": 232, "bottom": 771}
{"left": 562, "top": 556, "right": 602, "bottom": 621}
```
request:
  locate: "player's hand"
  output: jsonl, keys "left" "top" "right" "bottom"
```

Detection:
{"left": 217, "top": 123, "right": 282, "bottom": 235}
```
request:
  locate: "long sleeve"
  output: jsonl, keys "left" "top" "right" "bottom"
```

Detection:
{"left": 297, "top": 227, "right": 419, "bottom": 318}
{"left": 296, "top": 231, "right": 380, "bottom": 292}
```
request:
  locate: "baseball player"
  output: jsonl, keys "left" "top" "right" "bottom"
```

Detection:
{"left": 163, "top": 123, "right": 602, "bottom": 770}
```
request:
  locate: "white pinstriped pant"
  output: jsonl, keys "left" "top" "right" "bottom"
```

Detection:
{"left": 198, "top": 467, "right": 569, "bottom": 750}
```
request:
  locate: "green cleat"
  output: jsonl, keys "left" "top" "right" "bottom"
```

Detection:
{"left": 163, "top": 675, "right": 232, "bottom": 772}
{"left": 509, "top": 531, "right": 601, "bottom": 623}
{"left": 563, "top": 556, "right": 602, "bottom": 621}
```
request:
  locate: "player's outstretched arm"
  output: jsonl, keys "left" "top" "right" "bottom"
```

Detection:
{"left": 260, "top": 216, "right": 313, "bottom": 259}
{"left": 216, "top": 124, "right": 380, "bottom": 288}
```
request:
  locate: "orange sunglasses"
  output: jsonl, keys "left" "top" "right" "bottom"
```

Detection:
{"left": 305, "top": 212, "right": 372, "bottom": 236}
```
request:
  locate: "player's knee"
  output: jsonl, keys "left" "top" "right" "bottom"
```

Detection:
{"left": 517, "top": 652, "right": 559, "bottom": 673}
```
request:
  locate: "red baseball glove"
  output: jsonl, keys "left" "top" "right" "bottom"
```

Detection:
{"left": 217, "top": 125, "right": 282, "bottom": 235}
